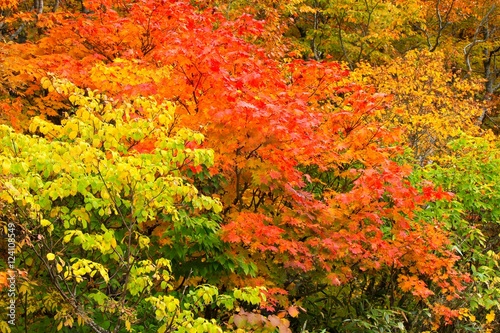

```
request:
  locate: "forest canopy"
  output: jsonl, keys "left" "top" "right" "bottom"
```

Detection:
{"left": 0, "top": 0, "right": 499, "bottom": 332}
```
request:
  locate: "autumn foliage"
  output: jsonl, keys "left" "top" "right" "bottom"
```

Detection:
{"left": 0, "top": 0, "right": 499, "bottom": 332}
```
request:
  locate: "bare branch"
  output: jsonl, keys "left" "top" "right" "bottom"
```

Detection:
{"left": 464, "top": 4, "right": 497, "bottom": 72}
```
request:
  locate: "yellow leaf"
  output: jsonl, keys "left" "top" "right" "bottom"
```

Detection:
{"left": 166, "top": 302, "right": 177, "bottom": 312}
{"left": 158, "top": 114, "right": 168, "bottom": 125}
{"left": 158, "top": 324, "right": 167, "bottom": 333}
{"left": 41, "top": 77, "right": 52, "bottom": 90}
{"left": 486, "top": 310, "right": 495, "bottom": 324}
{"left": 2, "top": 160, "right": 10, "bottom": 174}
{"left": 53, "top": 163, "right": 61, "bottom": 174}
{"left": 139, "top": 235, "right": 150, "bottom": 249}
{"left": 41, "top": 219, "right": 52, "bottom": 227}
{"left": 47, "top": 253, "right": 56, "bottom": 261}
{"left": 68, "top": 95, "right": 78, "bottom": 105}
{"left": 81, "top": 109, "right": 90, "bottom": 121}
{"left": 18, "top": 282, "right": 29, "bottom": 294}
{"left": 99, "top": 267, "right": 109, "bottom": 283}
{"left": 68, "top": 129, "right": 78, "bottom": 140}
{"left": 100, "top": 189, "right": 110, "bottom": 200}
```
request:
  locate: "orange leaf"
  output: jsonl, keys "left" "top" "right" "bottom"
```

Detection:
{"left": 287, "top": 306, "right": 299, "bottom": 318}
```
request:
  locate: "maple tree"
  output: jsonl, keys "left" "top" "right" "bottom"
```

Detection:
{"left": 205, "top": 0, "right": 495, "bottom": 164}
{"left": 230, "top": 0, "right": 500, "bottom": 131}
{"left": 0, "top": 0, "right": 497, "bottom": 332}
